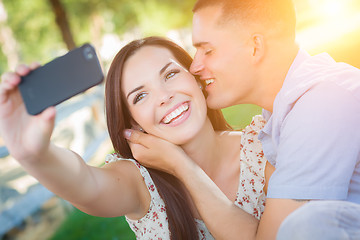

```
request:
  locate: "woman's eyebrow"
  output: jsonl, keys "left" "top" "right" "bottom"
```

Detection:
{"left": 126, "top": 62, "right": 173, "bottom": 99}
{"left": 126, "top": 85, "right": 144, "bottom": 99}
{"left": 159, "top": 62, "right": 173, "bottom": 76}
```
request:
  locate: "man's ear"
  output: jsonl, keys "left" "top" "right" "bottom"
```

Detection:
{"left": 251, "top": 34, "right": 265, "bottom": 64}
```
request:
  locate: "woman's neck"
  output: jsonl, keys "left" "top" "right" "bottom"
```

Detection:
{"left": 180, "top": 118, "right": 235, "bottom": 178}
{"left": 180, "top": 118, "right": 242, "bottom": 202}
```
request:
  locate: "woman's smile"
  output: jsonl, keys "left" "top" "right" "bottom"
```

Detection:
{"left": 161, "top": 101, "right": 191, "bottom": 126}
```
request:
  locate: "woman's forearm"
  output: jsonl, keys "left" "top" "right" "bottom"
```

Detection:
{"left": 18, "top": 143, "right": 98, "bottom": 206}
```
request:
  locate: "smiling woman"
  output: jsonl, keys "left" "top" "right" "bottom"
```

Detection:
{"left": 104, "top": 37, "right": 232, "bottom": 239}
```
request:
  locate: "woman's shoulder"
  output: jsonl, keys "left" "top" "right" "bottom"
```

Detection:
{"left": 105, "top": 155, "right": 170, "bottom": 238}
{"left": 236, "top": 116, "right": 267, "bottom": 219}
{"left": 105, "top": 153, "right": 138, "bottom": 165}
{"left": 103, "top": 153, "right": 145, "bottom": 177}
{"left": 104, "top": 153, "right": 155, "bottom": 187}
{"left": 240, "top": 115, "right": 267, "bottom": 162}
{"left": 243, "top": 115, "right": 267, "bottom": 134}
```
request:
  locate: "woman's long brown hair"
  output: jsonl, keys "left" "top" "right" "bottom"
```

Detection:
{"left": 105, "top": 36, "right": 232, "bottom": 240}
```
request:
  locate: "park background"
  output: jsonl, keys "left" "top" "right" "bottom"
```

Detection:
{"left": 0, "top": 0, "right": 359, "bottom": 239}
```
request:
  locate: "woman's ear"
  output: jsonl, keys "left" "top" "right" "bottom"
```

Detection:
{"left": 130, "top": 119, "right": 145, "bottom": 132}
{"left": 134, "top": 125, "right": 145, "bottom": 133}
{"left": 251, "top": 34, "right": 265, "bottom": 64}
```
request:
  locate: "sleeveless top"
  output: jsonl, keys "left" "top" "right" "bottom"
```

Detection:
{"left": 105, "top": 115, "right": 267, "bottom": 239}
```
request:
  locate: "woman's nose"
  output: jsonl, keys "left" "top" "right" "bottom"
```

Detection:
{"left": 158, "top": 89, "right": 174, "bottom": 106}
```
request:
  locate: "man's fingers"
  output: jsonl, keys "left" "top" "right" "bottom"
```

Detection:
{"left": 128, "top": 141, "right": 147, "bottom": 152}
{"left": 128, "top": 141, "right": 151, "bottom": 164}
{"left": 124, "top": 129, "right": 141, "bottom": 144}
{"left": 124, "top": 129, "right": 155, "bottom": 147}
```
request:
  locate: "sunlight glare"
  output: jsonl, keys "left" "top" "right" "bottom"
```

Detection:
{"left": 296, "top": 0, "right": 360, "bottom": 52}
{"left": 323, "top": 1, "right": 345, "bottom": 18}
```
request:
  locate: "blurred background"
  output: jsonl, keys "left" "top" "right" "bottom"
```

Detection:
{"left": 0, "top": 0, "right": 359, "bottom": 239}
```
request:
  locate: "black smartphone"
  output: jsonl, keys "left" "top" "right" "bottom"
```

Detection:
{"left": 19, "top": 43, "right": 104, "bottom": 115}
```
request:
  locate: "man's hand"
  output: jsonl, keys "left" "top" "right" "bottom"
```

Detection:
{"left": 124, "top": 129, "right": 191, "bottom": 176}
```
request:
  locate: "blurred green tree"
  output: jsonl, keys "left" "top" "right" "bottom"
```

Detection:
{"left": 0, "top": 0, "right": 194, "bottom": 74}
{"left": 0, "top": 0, "right": 19, "bottom": 72}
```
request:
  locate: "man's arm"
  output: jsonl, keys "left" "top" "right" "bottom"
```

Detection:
{"left": 176, "top": 154, "right": 300, "bottom": 240}
{"left": 175, "top": 157, "right": 259, "bottom": 240}
{"left": 256, "top": 199, "right": 307, "bottom": 240}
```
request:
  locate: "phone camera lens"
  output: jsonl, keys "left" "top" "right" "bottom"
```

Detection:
{"left": 83, "top": 46, "right": 94, "bottom": 60}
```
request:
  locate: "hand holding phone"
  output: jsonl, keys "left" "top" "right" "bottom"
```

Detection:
{"left": 19, "top": 43, "right": 104, "bottom": 115}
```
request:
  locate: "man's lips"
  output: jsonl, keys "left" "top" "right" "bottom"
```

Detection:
{"left": 161, "top": 102, "right": 190, "bottom": 124}
{"left": 205, "top": 79, "right": 214, "bottom": 86}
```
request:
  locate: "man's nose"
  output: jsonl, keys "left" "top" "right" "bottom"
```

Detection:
{"left": 190, "top": 52, "right": 204, "bottom": 75}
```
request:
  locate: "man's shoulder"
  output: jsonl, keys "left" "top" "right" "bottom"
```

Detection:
{"left": 281, "top": 55, "right": 360, "bottom": 106}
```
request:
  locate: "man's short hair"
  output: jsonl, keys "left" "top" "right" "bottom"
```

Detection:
{"left": 193, "top": 0, "right": 296, "bottom": 39}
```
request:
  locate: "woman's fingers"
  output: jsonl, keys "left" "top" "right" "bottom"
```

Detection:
{"left": 0, "top": 72, "right": 21, "bottom": 104}
{"left": 37, "top": 106, "right": 56, "bottom": 139}
{"left": 0, "top": 63, "right": 40, "bottom": 104}
{"left": 15, "top": 64, "right": 32, "bottom": 76}
{"left": 40, "top": 106, "right": 56, "bottom": 122}
{"left": 29, "top": 62, "right": 41, "bottom": 71}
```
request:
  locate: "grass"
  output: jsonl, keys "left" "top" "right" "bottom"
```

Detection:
{"left": 50, "top": 104, "right": 261, "bottom": 239}
{"left": 50, "top": 208, "right": 135, "bottom": 240}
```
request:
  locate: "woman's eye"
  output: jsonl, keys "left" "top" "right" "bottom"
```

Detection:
{"left": 165, "top": 70, "right": 180, "bottom": 81}
{"left": 133, "top": 92, "right": 147, "bottom": 104}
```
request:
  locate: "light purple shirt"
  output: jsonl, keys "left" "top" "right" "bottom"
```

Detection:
{"left": 259, "top": 49, "right": 360, "bottom": 203}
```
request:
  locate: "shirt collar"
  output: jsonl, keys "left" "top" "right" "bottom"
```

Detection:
{"left": 281, "top": 49, "right": 311, "bottom": 90}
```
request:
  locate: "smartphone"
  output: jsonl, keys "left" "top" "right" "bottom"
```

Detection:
{"left": 19, "top": 43, "right": 104, "bottom": 115}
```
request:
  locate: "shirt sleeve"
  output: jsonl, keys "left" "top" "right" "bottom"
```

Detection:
{"left": 267, "top": 81, "right": 360, "bottom": 200}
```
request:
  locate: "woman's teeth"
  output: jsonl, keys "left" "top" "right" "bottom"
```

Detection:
{"left": 205, "top": 79, "right": 214, "bottom": 86}
{"left": 163, "top": 103, "right": 189, "bottom": 124}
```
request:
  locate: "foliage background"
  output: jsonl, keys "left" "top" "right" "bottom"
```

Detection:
{"left": 0, "top": 0, "right": 194, "bottom": 73}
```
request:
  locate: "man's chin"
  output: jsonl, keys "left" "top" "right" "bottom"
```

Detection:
{"left": 206, "top": 97, "right": 232, "bottom": 110}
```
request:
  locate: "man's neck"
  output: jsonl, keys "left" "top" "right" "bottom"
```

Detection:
{"left": 257, "top": 42, "right": 299, "bottom": 112}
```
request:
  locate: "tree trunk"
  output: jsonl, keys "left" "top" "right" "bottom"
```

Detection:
{"left": 0, "top": 0, "right": 19, "bottom": 71}
{"left": 48, "top": 0, "right": 76, "bottom": 50}
{"left": 90, "top": 13, "right": 104, "bottom": 53}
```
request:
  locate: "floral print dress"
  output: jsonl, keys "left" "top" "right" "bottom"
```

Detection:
{"left": 105, "top": 115, "right": 267, "bottom": 239}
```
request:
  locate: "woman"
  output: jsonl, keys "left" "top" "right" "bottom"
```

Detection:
{"left": 0, "top": 37, "right": 273, "bottom": 239}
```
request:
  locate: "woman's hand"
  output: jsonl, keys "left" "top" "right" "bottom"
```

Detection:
{"left": 0, "top": 63, "right": 56, "bottom": 162}
{"left": 124, "top": 129, "right": 191, "bottom": 176}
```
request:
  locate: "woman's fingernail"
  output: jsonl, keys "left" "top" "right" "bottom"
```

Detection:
{"left": 124, "top": 129, "right": 132, "bottom": 139}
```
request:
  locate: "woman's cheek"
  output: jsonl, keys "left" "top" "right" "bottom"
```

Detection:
{"left": 133, "top": 106, "right": 155, "bottom": 130}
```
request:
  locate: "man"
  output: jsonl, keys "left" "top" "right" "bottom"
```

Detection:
{"left": 126, "top": 0, "right": 360, "bottom": 239}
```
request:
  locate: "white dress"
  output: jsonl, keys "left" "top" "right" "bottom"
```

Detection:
{"left": 105, "top": 115, "right": 267, "bottom": 239}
